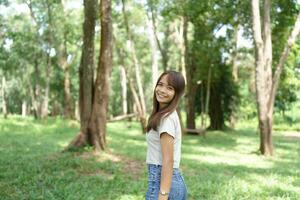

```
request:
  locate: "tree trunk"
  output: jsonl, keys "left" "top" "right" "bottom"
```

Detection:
{"left": 184, "top": 16, "right": 198, "bottom": 131}
{"left": 146, "top": 2, "right": 169, "bottom": 72}
{"left": 251, "top": 0, "right": 273, "bottom": 155}
{"left": 178, "top": 17, "right": 187, "bottom": 81}
{"left": 128, "top": 76, "right": 147, "bottom": 132}
{"left": 208, "top": 83, "right": 224, "bottom": 130}
{"left": 116, "top": 43, "right": 145, "bottom": 129}
{"left": 186, "top": 83, "right": 197, "bottom": 130}
{"left": 204, "top": 65, "right": 212, "bottom": 129}
{"left": 51, "top": 100, "right": 61, "bottom": 116}
{"left": 41, "top": 0, "right": 54, "bottom": 119}
{"left": 119, "top": 65, "right": 128, "bottom": 115}
{"left": 63, "top": 62, "right": 73, "bottom": 118}
{"left": 178, "top": 17, "right": 187, "bottom": 134}
{"left": 146, "top": 12, "right": 159, "bottom": 89}
{"left": 88, "top": 0, "right": 113, "bottom": 151}
{"left": 26, "top": 1, "right": 42, "bottom": 119}
{"left": 230, "top": 23, "right": 239, "bottom": 128}
{"left": 41, "top": 52, "right": 51, "bottom": 119}
{"left": 122, "top": 0, "right": 147, "bottom": 132}
{"left": 22, "top": 101, "right": 27, "bottom": 117}
{"left": 66, "top": 0, "right": 97, "bottom": 150}
{"left": 75, "top": 100, "right": 80, "bottom": 121}
{"left": 59, "top": 0, "right": 73, "bottom": 119}
{"left": 59, "top": 31, "right": 73, "bottom": 119}
{"left": 200, "top": 83, "right": 205, "bottom": 128}
{"left": 251, "top": 0, "right": 300, "bottom": 155}
{"left": 1, "top": 76, "right": 7, "bottom": 118}
{"left": 30, "top": 60, "right": 42, "bottom": 119}
{"left": 66, "top": 0, "right": 112, "bottom": 152}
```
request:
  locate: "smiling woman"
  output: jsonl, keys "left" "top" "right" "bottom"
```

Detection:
{"left": 145, "top": 71, "right": 187, "bottom": 200}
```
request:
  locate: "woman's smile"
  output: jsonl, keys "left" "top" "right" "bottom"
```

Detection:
{"left": 155, "top": 75, "right": 175, "bottom": 108}
{"left": 156, "top": 92, "right": 168, "bottom": 99}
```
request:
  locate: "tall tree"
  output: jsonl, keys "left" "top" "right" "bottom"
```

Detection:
{"left": 121, "top": 0, "right": 147, "bottom": 133}
{"left": 90, "top": 0, "right": 113, "bottom": 150}
{"left": 251, "top": 0, "right": 300, "bottom": 155}
{"left": 58, "top": 0, "right": 74, "bottom": 119}
{"left": 146, "top": 11, "right": 159, "bottom": 88}
{"left": 146, "top": 0, "right": 169, "bottom": 72}
{"left": 67, "top": 0, "right": 113, "bottom": 151}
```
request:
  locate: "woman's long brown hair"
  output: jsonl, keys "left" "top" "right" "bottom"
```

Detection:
{"left": 146, "top": 71, "right": 185, "bottom": 132}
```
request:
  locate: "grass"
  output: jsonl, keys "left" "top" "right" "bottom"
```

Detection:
{"left": 0, "top": 115, "right": 299, "bottom": 200}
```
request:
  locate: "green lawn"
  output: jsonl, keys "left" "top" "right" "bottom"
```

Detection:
{"left": 0, "top": 116, "right": 299, "bottom": 200}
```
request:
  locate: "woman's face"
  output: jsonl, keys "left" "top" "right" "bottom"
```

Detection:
{"left": 155, "top": 75, "right": 175, "bottom": 108}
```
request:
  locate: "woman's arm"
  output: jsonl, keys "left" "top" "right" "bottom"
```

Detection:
{"left": 159, "top": 132, "right": 174, "bottom": 200}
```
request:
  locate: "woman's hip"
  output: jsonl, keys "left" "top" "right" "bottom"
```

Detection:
{"left": 146, "top": 164, "right": 188, "bottom": 200}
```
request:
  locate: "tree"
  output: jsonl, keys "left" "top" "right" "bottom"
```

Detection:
{"left": 180, "top": 0, "right": 240, "bottom": 131}
{"left": 66, "top": 0, "right": 113, "bottom": 151}
{"left": 121, "top": 0, "right": 147, "bottom": 133}
{"left": 251, "top": 0, "right": 300, "bottom": 155}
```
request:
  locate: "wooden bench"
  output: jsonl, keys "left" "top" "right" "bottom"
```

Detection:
{"left": 183, "top": 128, "right": 206, "bottom": 136}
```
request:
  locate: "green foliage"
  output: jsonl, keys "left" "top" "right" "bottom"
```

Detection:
{"left": 0, "top": 0, "right": 82, "bottom": 115}
{"left": 0, "top": 0, "right": 300, "bottom": 125}
{"left": 0, "top": 117, "right": 300, "bottom": 199}
{"left": 195, "top": 63, "right": 240, "bottom": 123}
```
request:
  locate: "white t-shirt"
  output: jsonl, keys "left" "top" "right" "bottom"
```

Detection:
{"left": 146, "top": 110, "right": 182, "bottom": 168}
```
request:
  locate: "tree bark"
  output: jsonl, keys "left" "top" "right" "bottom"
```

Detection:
{"left": 115, "top": 43, "right": 146, "bottom": 130}
{"left": 41, "top": 52, "right": 51, "bottom": 119}
{"left": 74, "top": 100, "right": 80, "bottom": 121}
{"left": 146, "top": 12, "right": 159, "bottom": 89}
{"left": 119, "top": 65, "right": 128, "bottom": 115}
{"left": 26, "top": 1, "right": 43, "bottom": 119}
{"left": 66, "top": 0, "right": 112, "bottom": 152}
{"left": 230, "top": 23, "right": 239, "bottom": 128}
{"left": 208, "top": 83, "right": 224, "bottom": 130}
{"left": 63, "top": 59, "right": 73, "bottom": 119}
{"left": 1, "top": 76, "right": 7, "bottom": 119}
{"left": 41, "top": 0, "right": 55, "bottom": 119}
{"left": 89, "top": 0, "right": 113, "bottom": 150}
{"left": 251, "top": 0, "right": 273, "bottom": 155}
{"left": 178, "top": 17, "right": 187, "bottom": 81}
{"left": 146, "top": 2, "right": 169, "bottom": 72}
{"left": 204, "top": 65, "right": 212, "bottom": 129}
{"left": 66, "top": 0, "right": 97, "bottom": 150}
{"left": 22, "top": 101, "right": 27, "bottom": 117}
{"left": 59, "top": 1, "right": 74, "bottom": 119}
{"left": 128, "top": 76, "right": 147, "bottom": 132}
{"left": 184, "top": 16, "right": 197, "bottom": 131}
{"left": 122, "top": 0, "right": 147, "bottom": 132}
{"left": 31, "top": 60, "right": 42, "bottom": 119}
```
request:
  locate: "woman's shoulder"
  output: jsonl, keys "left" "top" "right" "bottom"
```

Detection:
{"left": 162, "top": 110, "right": 179, "bottom": 123}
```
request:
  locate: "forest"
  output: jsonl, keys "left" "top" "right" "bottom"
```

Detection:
{"left": 0, "top": 0, "right": 300, "bottom": 199}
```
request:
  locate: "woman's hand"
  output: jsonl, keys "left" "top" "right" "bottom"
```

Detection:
{"left": 158, "top": 193, "right": 169, "bottom": 200}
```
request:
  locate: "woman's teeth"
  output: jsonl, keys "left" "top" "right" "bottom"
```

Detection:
{"left": 158, "top": 93, "right": 166, "bottom": 98}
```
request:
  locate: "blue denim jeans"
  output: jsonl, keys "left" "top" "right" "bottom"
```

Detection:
{"left": 146, "top": 164, "right": 188, "bottom": 200}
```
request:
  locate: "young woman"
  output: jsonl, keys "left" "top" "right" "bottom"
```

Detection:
{"left": 146, "top": 71, "right": 187, "bottom": 200}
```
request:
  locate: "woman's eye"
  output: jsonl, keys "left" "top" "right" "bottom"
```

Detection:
{"left": 167, "top": 87, "right": 174, "bottom": 90}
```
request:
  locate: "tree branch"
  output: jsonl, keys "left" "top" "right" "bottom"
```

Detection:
{"left": 269, "top": 13, "right": 300, "bottom": 112}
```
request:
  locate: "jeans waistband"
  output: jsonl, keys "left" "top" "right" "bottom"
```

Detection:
{"left": 147, "top": 164, "right": 180, "bottom": 174}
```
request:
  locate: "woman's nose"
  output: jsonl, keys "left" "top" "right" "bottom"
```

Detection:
{"left": 159, "top": 87, "right": 167, "bottom": 93}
